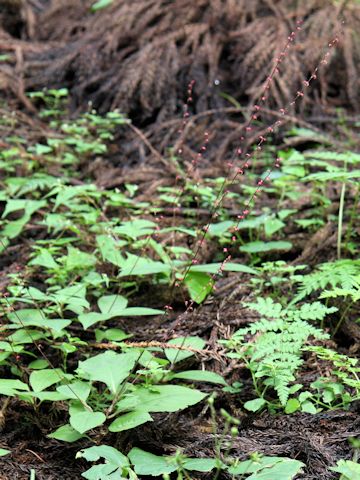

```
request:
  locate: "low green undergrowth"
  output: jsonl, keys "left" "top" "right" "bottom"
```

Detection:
{"left": 0, "top": 89, "right": 359, "bottom": 479}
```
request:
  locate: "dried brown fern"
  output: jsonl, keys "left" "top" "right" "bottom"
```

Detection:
{"left": 0, "top": 0, "right": 359, "bottom": 168}
{"left": 20, "top": 1, "right": 358, "bottom": 114}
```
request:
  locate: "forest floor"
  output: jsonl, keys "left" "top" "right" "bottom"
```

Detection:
{"left": 0, "top": 2, "right": 360, "bottom": 480}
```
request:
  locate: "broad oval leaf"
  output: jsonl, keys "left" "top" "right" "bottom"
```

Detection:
{"left": 240, "top": 241, "right": 292, "bottom": 253}
{"left": 69, "top": 403, "right": 106, "bottom": 434}
{"left": 48, "top": 424, "right": 85, "bottom": 443}
{"left": 98, "top": 295, "right": 128, "bottom": 316}
{"left": 165, "top": 336, "right": 206, "bottom": 364}
{"left": 77, "top": 351, "right": 138, "bottom": 393}
{"left": 109, "top": 411, "right": 153, "bottom": 432}
{"left": 56, "top": 381, "right": 91, "bottom": 401}
{"left": 172, "top": 370, "right": 227, "bottom": 386}
{"left": 247, "top": 458, "right": 304, "bottom": 479}
{"left": 244, "top": 398, "right": 266, "bottom": 412}
{"left": 184, "top": 272, "right": 213, "bottom": 304}
{"left": 29, "top": 369, "right": 67, "bottom": 392}
{"left": 117, "top": 385, "right": 206, "bottom": 413}
{"left": 77, "top": 445, "right": 128, "bottom": 467}
{"left": 190, "top": 263, "right": 257, "bottom": 275}
{"left": 0, "top": 449, "right": 11, "bottom": 457}
{"left": 128, "top": 448, "right": 217, "bottom": 476}
{"left": 128, "top": 448, "right": 177, "bottom": 476}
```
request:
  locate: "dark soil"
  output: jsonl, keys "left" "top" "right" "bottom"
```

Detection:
{"left": 1, "top": 400, "right": 359, "bottom": 479}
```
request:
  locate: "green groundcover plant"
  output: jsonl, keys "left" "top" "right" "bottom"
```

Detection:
{"left": 0, "top": 20, "right": 359, "bottom": 479}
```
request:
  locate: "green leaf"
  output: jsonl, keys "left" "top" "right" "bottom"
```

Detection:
{"left": 247, "top": 458, "right": 304, "bottom": 479}
{"left": 29, "top": 249, "right": 58, "bottom": 269}
{"left": 96, "top": 234, "right": 126, "bottom": 267}
{"left": 7, "top": 309, "right": 70, "bottom": 331}
{"left": 98, "top": 295, "right": 128, "bottom": 315}
{"left": 228, "top": 456, "right": 296, "bottom": 475}
{"left": 128, "top": 448, "right": 177, "bottom": 476}
{"left": 109, "top": 411, "right": 153, "bottom": 432}
{"left": 0, "top": 449, "right": 11, "bottom": 457}
{"left": 303, "top": 170, "right": 360, "bottom": 182}
{"left": 69, "top": 402, "right": 106, "bottom": 434}
{"left": 29, "top": 369, "right": 64, "bottom": 392}
{"left": 7, "top": 329, "right": 44, "bottom": 344}
{"left": 207, "top": 221, "right": 233, "bottom": 237}
{"left": 51, "top": 284, "right": 89, "bottom": 314}
{"left": 56, "top": 381, "right": 91, "bottom": 401}
{"left": 77, "top": 351, "right": 138, "bottom": 393}
{"left": 77, "top": 445, "right": 128, "bottom": 467}
{"left": 81, "top": 464, "right": 121, "bottom": 479}
{"left": 118, "top": 385, "right": 206, "bottom": 413}
{"left": 118, "top": 253, "right": 171, "bottom": 277}
{"left": 278, "top": 209, "right": 297, "bottom": 220}
{"left": 91, "top": 0, "right": 113, "bottom": 12}
{"left": 128, "top": 449, "right": 217, "bottom": 476}
{"left": 2, "top": 199, "right": 45, "bottom": 218}
{"left": 120, "top": 307, "right": 164, "bottom": 316}
{"left": 172, "top": 370, "right": 227, "bottom": 385}
{"left": 165, "top": 336, "right": 205, "bottom": 363}
{"left": 79, "top": 295, "right": 128, "bottom": 329}
{"left": 113, "top": 219, "right": 156, "bottom": 239}
{"left": 190, "top": 263, "right": 257, "bottom": 275}
{"left": 329, "top": 459, "right": 360, "bottom": 479}
{"left": 53, "top": 184, "right": 98, "bottom": 210}
{"left": 183, "top": 458, "right": 218, "bottom": 472}
{"left": 301, "top": 401, "right": 317, "bottom": 414}
{"left": 31, "top": 391, "right": 69, "bottom": 402}
{"left": 48, "top": 424, "right": 85, "bottom": 442}
{"left": 78, "top": 294, "right": 162, "bottom": 329}
{"left": 28, "top": 359, "right": 49, "bottom": 370}
{"left": 0, "top": 379, "right": 29, "bottom": 396}
{"left": 95, "top": 328, "right": 130, "bottom": 342}
{"left": 285, "top": 398, "right": 300, "bottom": 414}
{"left": 264, "top": 219, "right": 285, "bottom": 237}
{"left": 78, "top": 312, "right": 109, "bottom": 330}
{"left": 240, "top": 241, "right": 292, "bottom": 253}
{"left": 184, "top": 272, "right": 213, "bottom": 303}
{"left": 244, "top": 398, "right": 266, "bottom": 412}
{"left": 64, "top": 246, "right": 97, "bottom": 271}
{"left": 228, "top": 457, "right": 279, "bottom": 475}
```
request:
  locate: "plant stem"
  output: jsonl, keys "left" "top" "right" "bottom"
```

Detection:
{"left": 344, "top": 183, "right": 360, "bottom": 248}
{"left": 332, "top": 302, "right": 352, "bottom": 337}
{"left": 337, "top": 181, "right": 346, "bottom": 260}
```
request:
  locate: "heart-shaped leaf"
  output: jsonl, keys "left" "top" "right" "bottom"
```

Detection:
{"left": 117, "top": 385, "right": 206, "bottom": 413}
{"left": 109, "top": 410, "right": 152, "bottom": 432}
{"left": 56, "top": 381, "right": 91, "bottom": 401}
{"left": 165, "top": 336, "right": 205, "bottom": 364}
{"left": 77, "top": 351, "right": 138, "bottom": 393}
{"left": 30, "top": 369, "right": 67, "bottom": 392}
{"left": 48, "top": 424, "right": 85, "bottom": 443}
{"left": 98, "top": 295, "right": 128, "bottom": 316}
{"left": 69, "top": 402, "right": 106, "bottom": 434}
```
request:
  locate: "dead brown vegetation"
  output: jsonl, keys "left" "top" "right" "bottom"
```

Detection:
{"left": 0, "top": 0, "right": 359, "bottom": 119}
{"left": 0, "top": 0, "right": 359, "bottom": 172}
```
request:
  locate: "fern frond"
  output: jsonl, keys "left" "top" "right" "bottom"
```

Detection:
{"left": 294, "top": 260, "right": 360, "bottom": 302}
{"left": 287, "top": 302, "right": 338, "bottom": 321}
{"left": 244, "top": 297, "right": 284, "bottom": 318}
{"left": 320, "top": 286, "right": 360, "bottom": 303}
{"left": 304, "top": 151, "right": 360, "bottom": 164}
{"left": 227, "top": 299, "right": 332, "bottom": 406}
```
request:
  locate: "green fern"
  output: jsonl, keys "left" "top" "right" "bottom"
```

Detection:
{"left": 305, "top": 346, "right": 360, "bottom": 398}
{"left": 320, "top": 283, "right": 360, "bottom": 303}
{"left": 293, "top": 259, "right": 360, "bottom": 303}
{"left": 304, "top": 150, "right": 360, "bottom": 165}
{"left": 228, "top": 298, "right": 334, "bottom": 406}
